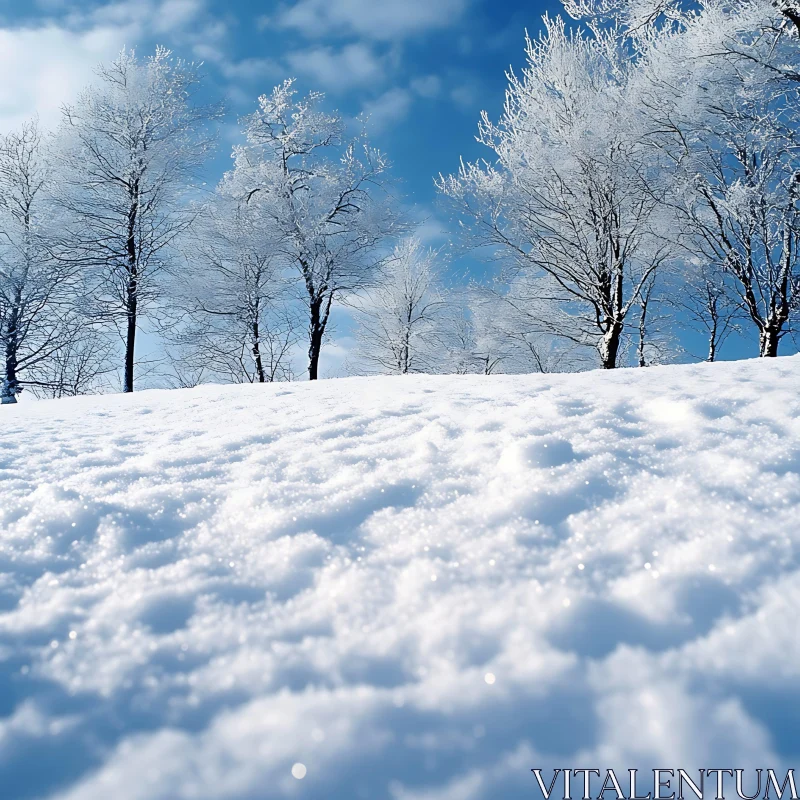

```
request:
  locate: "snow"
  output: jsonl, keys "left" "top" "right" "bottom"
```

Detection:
{"left": 1, "top": 357, "right": 799, "bottom": 799}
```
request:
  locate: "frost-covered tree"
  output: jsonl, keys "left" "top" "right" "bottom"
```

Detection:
{"left": 562, "top": 0, "right": 689, "bottom": 34}
{"left": 565, "top": 0, "right": 800, "bottom": 357}
{"left": 0, "top": 120, "right": 85, "bottom": 403}
{"left": 223, "top": 80, "right": 399, "bottom": 380}
{"left": 350, "top": 237, "right": 446, "bottom": 375}
{"left": 436, "top": 286, "right": 581, "bottom": 375}
{"left": 686, "top": 101, "right": 800, "bottom": 358}
{"left": 637, "top": 1, "right": 800, "bottom": 357}
{"left": 55, "top": 47, "right": 217, "bottom": 393}
{"left": 564, "top": 0, "right": 800, "bottom": 40}
{"left": 632, "top": 274, "right": 681, "bottom": 366}
{"left": 442, "top": 303, "right": 486, "bottom": 375}
{"left": 667, "top": 263, "right": 740, "bottom": 363}
{"left": 467, "top": 283, "right": 593, "bottom": 374}
{"left": 438, "top": 17, "right": 671, "bottom": 369}
{"left": 171, "top": 196, "right": 299, "bottom": 384}
{"left": 31, "top": 332, "right": 116, "bottom": 398}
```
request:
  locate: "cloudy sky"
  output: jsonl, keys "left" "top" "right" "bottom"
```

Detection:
{"left": 0, "top": 0, "right": 561, "bottom": 220}
{"left": 1, "top": 0, "right": 775, "bottom": 370}
{"left": 0, "top": 0, "right": 569, "bottom": 376}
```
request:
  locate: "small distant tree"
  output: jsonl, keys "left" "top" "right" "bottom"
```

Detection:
{"left": 632, "top": 274, "right": 682, "bottom": 366}
{"left": 56, "top": 47, "right": 217, "bottom": 393}
{"left": 224, "top": 80, "right": 400, "bottom": 380}
{"left": 31, "top": 331, "right": 116, "bottom": 398}
{"left": 171, "top": 196, "right": 299, "bottom": 384}
{"left": 465, "top": 284, "right": 591, "bottom": 374}
{"left": 441, "top": 303, "right": 484, "bottom": 375}
{"left": 668, "top": 263, "right": 740, "bottom": 362}
{"left": 350, "top": 237, "right": 446, "bottom": 375}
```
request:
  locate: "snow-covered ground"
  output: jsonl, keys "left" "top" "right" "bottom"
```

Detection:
{"left": 1, "top": 358, "right": 799, "bottom": 800}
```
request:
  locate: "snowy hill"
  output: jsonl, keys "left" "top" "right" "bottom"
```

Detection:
{"left": 1, "top": 359, "right": 799, "bottom": 800}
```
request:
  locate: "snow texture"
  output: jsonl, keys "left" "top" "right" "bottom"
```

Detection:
{"left": 1, "top": 358, "right": 799, "bottom": 799}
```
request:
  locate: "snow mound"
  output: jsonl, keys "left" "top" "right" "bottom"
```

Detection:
{"left": 1, "top": 358, "right": 799, "bottom": 799}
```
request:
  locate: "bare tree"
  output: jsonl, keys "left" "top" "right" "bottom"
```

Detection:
{"left": 0, "top": 120, "right": 84, "bottom": 404}
{"left": 636, "top": 3, "right": 800, "bottom": 357}
{"left": 29, "top": 327, "right": 117, "bottom": 398}
{"left": 224, "top": 80, "right": 400, "bottom": 380}
{"left": 350, "top": 237, "right": 447, "bottom": 375}
{"left": 441, "top": 303, "right": 487, "bottom": 375}
{"left": 55, "top": 47, "right": 217, "bottom": 393}
{"left": 688, "top": 123, "right": 800, "bottom": 358}
{"left": 438, "top": 18, "right": 671, "bottom": 369}
{"left": 632, "top": 274, "right": 681, "bottom": 366}
{"left": 169, "top": 313, "right": 297, "bottom": 385}
{"left": 564, "top": 0, "right": 800, "bottom": 42}
{"left": 464, "top": 283, "right": 593, "bottom": 374}
{"left": 666, "top": 263, "right": 740, "bottom": 362}
{"left": 170, "top": 196, "right": 299, "bottom": 385}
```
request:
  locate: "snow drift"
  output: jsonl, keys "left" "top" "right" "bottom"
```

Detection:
{"left": 1, "top": 358, "right": 799, "bottom": 799}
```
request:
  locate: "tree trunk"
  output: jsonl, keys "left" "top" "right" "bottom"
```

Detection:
{"left": 637, "top": 301, "right": 648, "bottom": 368}
{"left": 308, "top": 298, "right": 323, "bottom": 381}
{"left": 402, "top": 302, "right": 412, "bottom": 375}
{"left": 3, "top": 207, "right": 35, "bottom": 404}
{"left": 124, "top": 186, "right": 139, "bottom": 394}
{"left": 2, "top": 300, "right": 21, "bottom": 404}
{"left": 2, "top": 343, "right": 19, "bottom": 404}
{"left": 308, "top": 331, "right": 322, "bottom": 380}
{"left": 124, "top": 282, "right": 137, "bottom": 393}
{"left": 707, "top": 299, "right": 718, "bottom": 363}
{"left": 759, "top": 326, "right": 780, "bottom": 358}
{"left": 599, "top": 320, "right": 623, "bottom": 369}
{"left": 707, "top": 334, "right": 717, "bottom": 363}
{"left": 252, "top": 320, "right": 266, "bottom": 383}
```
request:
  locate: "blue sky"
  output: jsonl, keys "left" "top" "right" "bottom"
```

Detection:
{"left": 0, "top": 0, "right": 571, "bottom": 376}
{"left": 0, "top": 0, "right": 789, "bottom": 370}
{"left": 0, "top": 0, "right": 560, "bottom": 217}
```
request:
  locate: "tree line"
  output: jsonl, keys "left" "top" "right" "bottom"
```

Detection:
{"left": 2, "top": 0, "right": 800, "bottom": 403}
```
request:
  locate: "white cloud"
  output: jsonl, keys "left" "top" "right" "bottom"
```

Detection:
{"left": 278, "top": 0, "right": 470, "bottom": 41}
{"left": 0, "top": 25, "right": 128, "bottom": 132}
{"left": 286, "top": 43, "right": 385, "bottom": 92}
{"left": 0, "top": 0, "right": 223, "bottom": 133}
{"left": 153, "top": 0, "right": 205, "bottom": 33}
{"left": 74, "top": 0, "right": 204, "bottom": 33}
{"left": 191, "top": 42, "right": 226, "bottom": 63}
{"left": 361, "top": 87, "right": 413, "bottom": 131}
{"left": 450, "top": 82, "right": 478, "bottom": 110}
{"left": 358, "top": 77, "right": 444, "bottom": 134}
{"left": 219, "top": 57, "right": 283, "bottom": 83}
{"left": 411, "top": 215, "right": 451, "bottom": 247}
{"left": 410, "top": 75, "right": 442, "bottom": 99}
